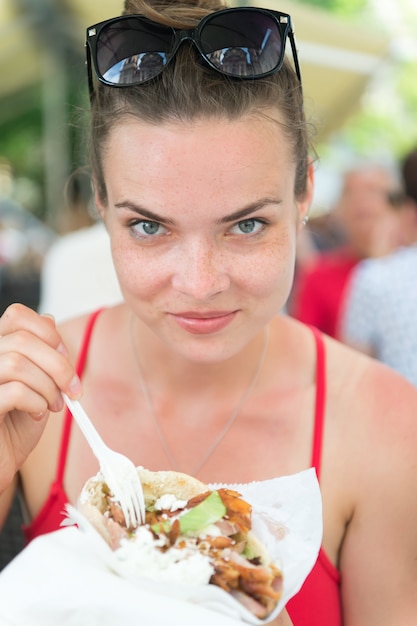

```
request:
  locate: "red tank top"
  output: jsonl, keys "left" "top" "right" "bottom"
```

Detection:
{"left": 22, "top": 309, "right": 102, "bottom": 542}
{"left": 23, "top": 313, "right": 341, "bottom": 625}
{"left": 286, "top": 325, "right": 342, "bottom": 626}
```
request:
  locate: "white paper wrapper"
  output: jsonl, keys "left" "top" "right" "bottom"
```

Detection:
{"left": 72, "top": 468, "right": 322, "bottom": 623}
{"left": 0, "top": 469, "right": 322, "bottom": 626}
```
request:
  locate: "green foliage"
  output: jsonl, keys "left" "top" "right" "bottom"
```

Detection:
{"left": 0, "top": 88, "right": 45, "bottom": 215}
{"left": 0, "top": 81, "right": 87, "bottom": 221}
{"left": 398, "top": 60, "right": 417, "bottom": 118}
{"left": 324, "top": 56, "right": 417, "bottom": 160}
{"left": 299, "top": 0, "right": 367, "bottom": 18}
{"left": 0, "top": 92, "right": 42, "bottom": 177}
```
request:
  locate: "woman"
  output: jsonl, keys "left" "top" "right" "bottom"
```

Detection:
{"left": 0, "top": 1, "right": 416, "bottom": 624}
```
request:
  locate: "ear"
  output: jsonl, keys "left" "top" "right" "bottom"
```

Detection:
{"left": 297, "top": 160, "right": 315, "bottom": 230}
{"left": 92, "top": 177, "right": 107, "bottom": 221}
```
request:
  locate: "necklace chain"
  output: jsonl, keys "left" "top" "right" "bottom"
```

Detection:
{"left": 129, "top": 316, "right": 269, "bottom": 476}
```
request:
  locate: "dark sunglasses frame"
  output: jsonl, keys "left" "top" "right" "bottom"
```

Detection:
{"left": 85, "top": 7, "right": 301, "bottom": 101}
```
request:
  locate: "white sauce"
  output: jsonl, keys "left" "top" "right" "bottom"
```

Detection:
{"left": 154, "top": 493, "right": 188, "bottom": 512}
{"left": 114, "top": 527, "right": 214, "bottom": 585}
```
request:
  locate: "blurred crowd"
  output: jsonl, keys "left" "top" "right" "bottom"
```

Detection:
{"left": 289, "top": 144, "right": 417, "bottom": 385}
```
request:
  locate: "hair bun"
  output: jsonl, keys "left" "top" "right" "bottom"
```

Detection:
{"left": 124, "top": 0, "right": 226, "bottom": 16}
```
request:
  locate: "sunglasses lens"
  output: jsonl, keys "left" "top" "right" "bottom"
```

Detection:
{"left": 200, "top": 11, "right": 283, "bottom": 77}
{"left": 96, "top": 17, "right": 175, "bottom": 84}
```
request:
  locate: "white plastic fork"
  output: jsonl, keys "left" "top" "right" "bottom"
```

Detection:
{"left": 62, "top": 393, "right": 146, "bottom": 528}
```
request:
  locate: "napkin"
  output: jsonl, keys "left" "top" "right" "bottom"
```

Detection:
{"left": 0, "top": 469, "right": 322, "bottom": 626}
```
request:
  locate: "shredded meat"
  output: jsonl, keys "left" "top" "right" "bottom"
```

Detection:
{"left": 103, "top": 486, "right": 282, "bottom": 618}
{"left": 217, "top": 488, "right": 252, "bottom": 535}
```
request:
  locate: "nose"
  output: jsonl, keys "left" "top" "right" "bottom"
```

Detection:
{"left": 171, "top": 238, "right": 230, "bottom": 300}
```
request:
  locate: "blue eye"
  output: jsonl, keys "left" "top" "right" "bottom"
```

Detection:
{"left": 230, "top": 219, "right": 265, "bottom": 235}
{"left": 131, "top": 220, "right": 168, "bottom": 237}
{"left": 239, "top": 219, "right": 256, "bottom": 234}
{"left": 141, "top": 221, "right": 160, "bottom": 235}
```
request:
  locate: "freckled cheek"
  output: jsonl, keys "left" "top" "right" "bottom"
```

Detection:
{"left": 110, "top": 245, "right": 169, "bottom": 300}
{"left": 111, "top": 233, "right": 297, "bottom": 303}
{"left": 240, "top": 236, "right": 296, "bottom": 299}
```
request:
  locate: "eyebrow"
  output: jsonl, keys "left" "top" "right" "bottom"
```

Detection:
{"left": 217, "top": 199, "right": 281, "bottom": 224}
{"left": 115, "top": 202, "right": 175, "bottom": 225}
{"left": 115, "top": 197, "right": 281, "bottom": 224}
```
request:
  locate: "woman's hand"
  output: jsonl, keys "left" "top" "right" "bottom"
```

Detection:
{"left": 0, "top": 303, "right": 81, "bottom": 493}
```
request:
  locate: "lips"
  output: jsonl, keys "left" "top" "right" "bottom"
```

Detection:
{"left": 168, "top": 310, "right": 238, "bottom": 334}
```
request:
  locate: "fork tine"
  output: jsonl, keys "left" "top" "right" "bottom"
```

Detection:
{"left": 124, "top": 476, "right": 145, "bottom": 526}
{"left": 109, "top": 454, "right": 144, "bottom": 525}
{"left": 130, "top": 478, "right": 146, "bottom": 525}
{"left": 101, "top": 460, "right": 141, "bottom": 527}
{"left": 121, "top": 484, "right": 138, "bottom": 527}
{"left": 119, "top": 500, "right": 132, "bottom": 528}
{"left": 120, "top": 464, "right": 145, "bottom": 525}
{"left": 130, "top": 471, "right": 146, "bottom": 524}
{"left": 107, "top": 474, "right": 134, "bottom": 527}
{"left": 62, "top": 394, "right": 146, "bottom": 527}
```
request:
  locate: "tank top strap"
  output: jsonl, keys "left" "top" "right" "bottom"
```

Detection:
{"left": 55, "top": 309, "right": 104, "bottom": 484}
{"left": 309, "top": 325, "right": 326, "bottom": 482}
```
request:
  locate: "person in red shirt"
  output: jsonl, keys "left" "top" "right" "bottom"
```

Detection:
{"left": 289, "top": 165, "right": 404, "bottom": 337}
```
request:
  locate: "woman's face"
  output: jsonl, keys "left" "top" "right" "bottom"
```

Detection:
{"left": 97, "top": 113, "right": 313, "bottom": 362}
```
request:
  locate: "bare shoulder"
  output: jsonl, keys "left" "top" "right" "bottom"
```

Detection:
{"left": 276, "top": 317, "right": 417, "bottom": 442}
{"left": 321, "top": 339, "right": 417, "bottom": 621}
{"left": 325, "top": 334, "right": 417, "bottom": 424}
{"left": 57, "top": 304, "right": 128, "bottom": 364}
{"left": 323, "top": 335, "right": 417, "bottom": 481}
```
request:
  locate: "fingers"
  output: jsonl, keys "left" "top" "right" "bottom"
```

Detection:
{"left": 0, "top": 328, "right": 81, "bottom": 395}
{"left": 0, "top": 305, "right": 83, "bottom": 493}
{"left": 0, "top": 348, "right": 65, "bottom": 417}
{"left": 0, "top": 304, "right": 61, "bottom": 348}
{"left": 0, "top": 304, "right": 82, "bottom": 417}
{"left": 0, "top": 383, "right": 52, "bottom": 421}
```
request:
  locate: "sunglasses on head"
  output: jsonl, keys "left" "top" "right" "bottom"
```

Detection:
{"left": 86, "top": 7, "right": 301, "bottom": 101}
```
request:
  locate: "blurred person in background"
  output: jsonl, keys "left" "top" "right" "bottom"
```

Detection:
{"left": 38, "top": 170, "right": 122, "bottom": 322}
{"left": 339, "top": 146, "right": 417, "bottom": 385}
{"left": 285, "top": 209, "right": 347, "bottom": 314}
{"left": 288, "top": 163, "right": 404, "bottom": 337}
